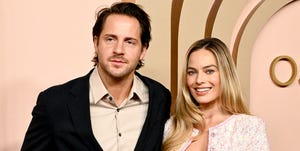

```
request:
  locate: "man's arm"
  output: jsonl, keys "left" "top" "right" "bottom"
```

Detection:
{"left": 21, "top": 92, "right": 55, "bottom": 151}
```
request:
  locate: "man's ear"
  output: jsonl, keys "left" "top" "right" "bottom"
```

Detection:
{"left": 93, "top": 36, "right": 99, "bottom": 58}
{"left": 140, "top": 46, "right": 147, "bottom": 60}
{"left": 93, "top": 36, "right": 99, "bottom": 48}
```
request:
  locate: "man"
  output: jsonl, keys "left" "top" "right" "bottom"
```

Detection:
{"left": 21, "top": 2, "right": 171, "bottom": 151}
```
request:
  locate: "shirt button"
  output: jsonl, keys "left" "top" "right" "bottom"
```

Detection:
{"left": 108, "top": 96, "right": 113, "bottom": 101}
{"left": 116, "top": 108, "right": 120, "bottom": 112}
{"left": 118, "top": 133, "right": 122, "bottom": 137}
{"left": 211, "top": 132, "right": 215, "bottom": 137}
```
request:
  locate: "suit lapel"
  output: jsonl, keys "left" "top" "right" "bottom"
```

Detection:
{"left": 67, "top": 70, "right": 102, "bottom": 150}
{"left": 134, "top": 72, "right": 171, "bottom": 150}
{"left": 134, "top": 73, "right": 160, "bottom": 150}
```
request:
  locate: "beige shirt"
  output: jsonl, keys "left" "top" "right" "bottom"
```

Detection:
{"left": 89, "top": 68, "right": 149, "bottom": 151}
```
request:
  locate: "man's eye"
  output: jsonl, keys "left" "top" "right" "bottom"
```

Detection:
{"left": 126, "top": 40, "right": 135, "bottom": 45}
{"left": 104, "top": 36, "right": 115, "bottom": 43}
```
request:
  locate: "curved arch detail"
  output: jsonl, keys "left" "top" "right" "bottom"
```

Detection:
{"left": 230, "top": 0, "right": 265, "bottom": 64}
{"left": 170, "top": 0, "right": 184, "bottom": 112}
{"left": 205, "top": 0, "right": 223, "bottom": 38}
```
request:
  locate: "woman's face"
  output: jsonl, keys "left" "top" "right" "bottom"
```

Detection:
{"left": 186, "top": 49, "right": 221, "bottom": 107}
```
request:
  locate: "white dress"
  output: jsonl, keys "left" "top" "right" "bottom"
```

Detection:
{"left": 163, "top": 114, "right": 270, "bottom": 151}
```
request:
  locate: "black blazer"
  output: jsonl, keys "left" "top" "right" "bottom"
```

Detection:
{"left": 21, "top": 69, "right": 171, "bottom": 151}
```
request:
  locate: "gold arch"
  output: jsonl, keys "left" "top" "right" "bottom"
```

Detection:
{"left": 204, "top": 0, "right": 223, "bottom": 38}
{"left": 230, "top": 0, "right": 265, "bottom": 64}
{"left": 170, "top": 0, "right": 184, "bottom": 112}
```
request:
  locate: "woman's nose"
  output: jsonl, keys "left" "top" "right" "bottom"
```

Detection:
{"left": 196, "top": 73, "right": 206, "bottom": 84}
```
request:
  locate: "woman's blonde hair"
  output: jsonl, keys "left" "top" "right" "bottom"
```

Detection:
{"left": 163, "top": 37, "right": 250, "bottom": 151}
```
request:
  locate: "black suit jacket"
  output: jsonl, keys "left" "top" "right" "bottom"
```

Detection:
{"left": 21, "top": 69, "right": 171, "bottom": 151}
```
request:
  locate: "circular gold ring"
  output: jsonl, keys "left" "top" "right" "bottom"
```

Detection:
{"left": 269, "top": 55, "right": 297, "bottom": 87}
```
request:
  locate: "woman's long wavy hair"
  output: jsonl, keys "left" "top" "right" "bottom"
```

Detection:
{"left": 163, "top": 37, "right": 250, "bottom": 151}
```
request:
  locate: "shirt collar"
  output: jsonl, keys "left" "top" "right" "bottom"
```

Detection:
{"left": 131, "top": 74, "right": 149, "bottom": 103}
{"left": 89, "top": 68, "right": 108, "bottom": 104}
{"left": 89, "top": 68, "right": 148, "bottom": 105}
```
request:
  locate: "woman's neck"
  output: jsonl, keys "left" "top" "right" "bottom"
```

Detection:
{"left": 202, "top": 105, "right": 231, "bottom": 129}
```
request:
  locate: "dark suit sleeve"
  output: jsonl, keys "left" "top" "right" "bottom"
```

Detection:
{"left": 21, "top": 91, "right": 56, "bottom": 151}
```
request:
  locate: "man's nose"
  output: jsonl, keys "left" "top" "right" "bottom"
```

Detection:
{"left": 113, "top": 41, "right": 124, "bottom": 54}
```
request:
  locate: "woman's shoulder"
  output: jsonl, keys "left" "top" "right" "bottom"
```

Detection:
{"left": 230, "top": 114, "right": 267, "bottom": 132}
{"left": 233, "top": 114, "right": 265, "bottom": 124}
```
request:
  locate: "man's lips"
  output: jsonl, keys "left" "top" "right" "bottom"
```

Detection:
{"left": 109, "top": 56, "right": 127, "bottom": 64}
{"left": 111, "top": 59, "right": 125, "bottom": 63}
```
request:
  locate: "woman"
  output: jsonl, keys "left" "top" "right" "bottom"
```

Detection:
{"left": 163, "top": 38, "right": 269, "bottom": 151}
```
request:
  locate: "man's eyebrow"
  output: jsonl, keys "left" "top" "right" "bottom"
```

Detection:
{"left": 103, "top": 34, "right": 116, "bottom": 38}
{"left": 124, "top": 37, "right": 138, "bottom": 41}
{"left": 103, "top": 34, "right": 138, "bottom": 41}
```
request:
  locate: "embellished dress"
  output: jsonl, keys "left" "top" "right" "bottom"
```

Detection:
{"left": 164, "top": 114, "right": 270, "bottom": 151}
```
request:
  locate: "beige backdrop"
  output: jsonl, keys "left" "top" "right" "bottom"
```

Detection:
{"left": 1, "top": 0, "right": 299, "bottom": 150}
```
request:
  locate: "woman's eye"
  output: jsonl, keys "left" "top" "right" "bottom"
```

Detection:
{"left": 187, "top": 70, "right": 195, "bottom": 75}
{"left": 205, "top": 69, "right": 215, "bottom": 74}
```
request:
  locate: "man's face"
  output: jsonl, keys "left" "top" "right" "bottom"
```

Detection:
{"left": 94, "top": 14, "right": 146, "bottom": 80}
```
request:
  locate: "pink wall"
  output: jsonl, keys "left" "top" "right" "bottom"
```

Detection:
{"left": 250, "top": 1, "right": 300, "bottom": 150}
{"left": 0, "top": 0, "right": 120, "bottom": 150}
